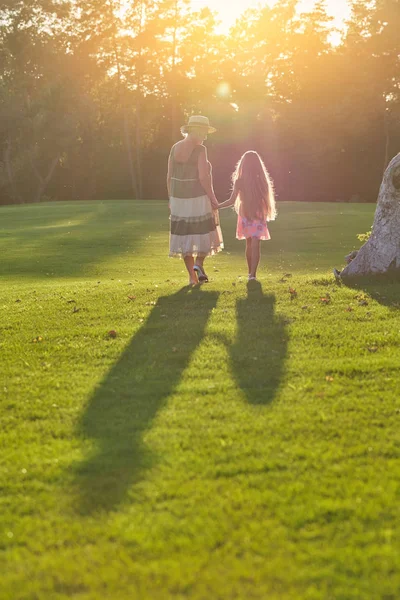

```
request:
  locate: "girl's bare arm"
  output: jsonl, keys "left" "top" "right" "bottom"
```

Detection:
{"left": 219, "top": 181, "right": 239, "bottom": 209}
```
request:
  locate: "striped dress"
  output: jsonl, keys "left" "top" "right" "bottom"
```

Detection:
{"left": 169, "top": 145, "right": 224, "bottom": 258}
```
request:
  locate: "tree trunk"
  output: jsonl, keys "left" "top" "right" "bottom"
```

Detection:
{"left": 122, "top": 105, "right": 139, "bottom": 198}
{"left": 30, "top": 152, "right": 60, "bottom": 203}
{"left": 134, "top": 0, "right": 144, "bottom": 199}
{"left": 341, "top": 152, "right": 400, "bottom": 278}
{"left": 135, "top": 99, "right": 143, "bottom": 199}
{"left": 383, "top": 109, "right": 390, "bottom": 174}
{"left": 4, "top": 138, "right": 22, "bottom": 203}
{"left": 113, "top": 38, "right": 139, "bottom": 199}
{"left": 171, "top": 0, "right": 179, "bottom": 144}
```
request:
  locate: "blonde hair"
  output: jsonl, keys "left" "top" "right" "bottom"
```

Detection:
{"left": 232, "top": 151, "right": 276, "bottom": 221}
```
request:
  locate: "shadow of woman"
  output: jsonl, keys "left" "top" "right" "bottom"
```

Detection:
{"left": 75, "top": 286, "right": 219, "bottom": 514}
{"left": 229, "top": 281, "right": 287, "bottom": 405}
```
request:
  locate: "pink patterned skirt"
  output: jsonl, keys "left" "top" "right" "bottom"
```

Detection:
{"left": 236, "top": 217, "right": 270, "bottom": 241}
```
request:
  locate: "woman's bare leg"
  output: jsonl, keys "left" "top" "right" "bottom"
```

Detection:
{"left": 195, "top": 254, "right": 205, "bottom": 270}
{"left": 246, "top": 238, "right": 252, "bottom": 274}
{"left": 194, "top": 253, "right": 209, "bottom": 281}
{"left": 250, "top": 238, "right": 261, "bottom": 279}
{"left": 184, "top": 255, "right": 197, "bottom": 285}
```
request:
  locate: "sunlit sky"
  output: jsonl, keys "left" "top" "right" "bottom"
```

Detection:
{"left": 192, "top": 0, "right": 351, "bottom": 33}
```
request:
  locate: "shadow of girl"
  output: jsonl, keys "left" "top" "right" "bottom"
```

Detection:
{"left": 75, "top": 286, "right": 219, "bottom": 514}
{"left": 230, "top": 281, "right": 287, "bottom": 405}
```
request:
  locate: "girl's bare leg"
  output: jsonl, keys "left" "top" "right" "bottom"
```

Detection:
{"left": 184, "top": 255, "right": 197, "bottom": 285}
{"left": 246, "top": 238, "right": 252, "bottom": 274}
{"left": 250, "top": 238, "right": 261, "bottom": 279}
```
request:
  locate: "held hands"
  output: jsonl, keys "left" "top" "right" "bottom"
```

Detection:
{"left": 210, "top": 196, "right": 219, "bottom": 210}
{"left": 217, "top": 197, "right": 234, "bottom": 210}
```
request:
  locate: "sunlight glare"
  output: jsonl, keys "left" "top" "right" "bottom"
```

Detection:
{"left": 117, "top": 0, "right": 129, "bottom": 21}
{"left": 192, "top": 0, "right": 351, "bottom": 37}
{"left": 216, "top": 82, "right": 232, "bottom": 98}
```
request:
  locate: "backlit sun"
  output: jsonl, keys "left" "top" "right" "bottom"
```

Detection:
{"left": 193, "top": 0, "right": 351, "bottom": 41}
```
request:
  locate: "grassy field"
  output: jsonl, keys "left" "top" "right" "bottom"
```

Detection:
{"left": 1, "top": 200, "right": 400, "bottom": 599}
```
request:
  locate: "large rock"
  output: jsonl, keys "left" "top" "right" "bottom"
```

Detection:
{"left": 341, "top": 152, "right": 400, "bottom": 278}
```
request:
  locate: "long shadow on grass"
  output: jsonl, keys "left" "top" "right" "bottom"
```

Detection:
{"left": 229, "top": 281, "right": 287, "bottom": 405}
{"left": 75, "top": 285, "right": 219, "bottom": 514}
{"left": 342, "top": 277, "right": 400, "bottom": 310}
{"left": 0, "top": 201, "right": 167, "bottom": 278}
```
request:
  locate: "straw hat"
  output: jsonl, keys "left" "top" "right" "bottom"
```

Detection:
{"left": 181, "top": 115, "right": 217, "bottom": 135}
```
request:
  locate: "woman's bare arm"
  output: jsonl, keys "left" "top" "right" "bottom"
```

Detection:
{"left": 198, "top": 146, "right": 218, "bottom": 208}
{"left": 167, "top": 147, "right": 174, "bottom": 197}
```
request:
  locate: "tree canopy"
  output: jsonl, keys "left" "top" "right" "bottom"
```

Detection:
{"left": 1, "top": 0, "right": 399, "bottom": 204}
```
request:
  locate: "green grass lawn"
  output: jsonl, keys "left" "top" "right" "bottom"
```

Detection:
{"left": 1, "top": 200, "right": 400, "bottom": 599}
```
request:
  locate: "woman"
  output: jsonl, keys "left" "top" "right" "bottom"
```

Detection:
{"left": 167, "top": 115, "right": 223, "bottom": 285}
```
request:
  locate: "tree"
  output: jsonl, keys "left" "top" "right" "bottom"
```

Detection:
{"left": 341, "top": 152, "right": 400, "bottom": 277}
{"left": 72, "top": 0, "right": 141, "bottom": 198}
{"left": 338, "top": 0, "right": 400, "bottom": 200}
{"left": 1, "top": 0, "right": 400, "bottom": 205}
{"left": 0, "top": 0, "right": 79, "bottom": 203}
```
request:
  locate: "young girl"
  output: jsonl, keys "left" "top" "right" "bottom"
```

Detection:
{"left": 218, "top": 151, "right": 276, "bottom": 280}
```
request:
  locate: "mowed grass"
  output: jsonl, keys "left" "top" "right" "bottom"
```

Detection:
{"left": 1, "top": 200, "right": 400, "bottom": 600}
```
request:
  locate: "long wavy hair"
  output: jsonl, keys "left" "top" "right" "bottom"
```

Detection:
{"left": 232, "top": 151, "right": 276, "bottom": 221}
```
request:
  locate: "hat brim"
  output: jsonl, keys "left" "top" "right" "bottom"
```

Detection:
{"left": 181, "top": 124, "right": 217, "bottom": 134}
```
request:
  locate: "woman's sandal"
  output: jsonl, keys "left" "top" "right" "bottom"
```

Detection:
{"left": 194, "top": 265, "right": 209, "bottom": 282}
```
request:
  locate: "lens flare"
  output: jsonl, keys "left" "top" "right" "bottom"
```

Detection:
{"left": 216, "top": 82, "right": 231, "bottom": 98}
